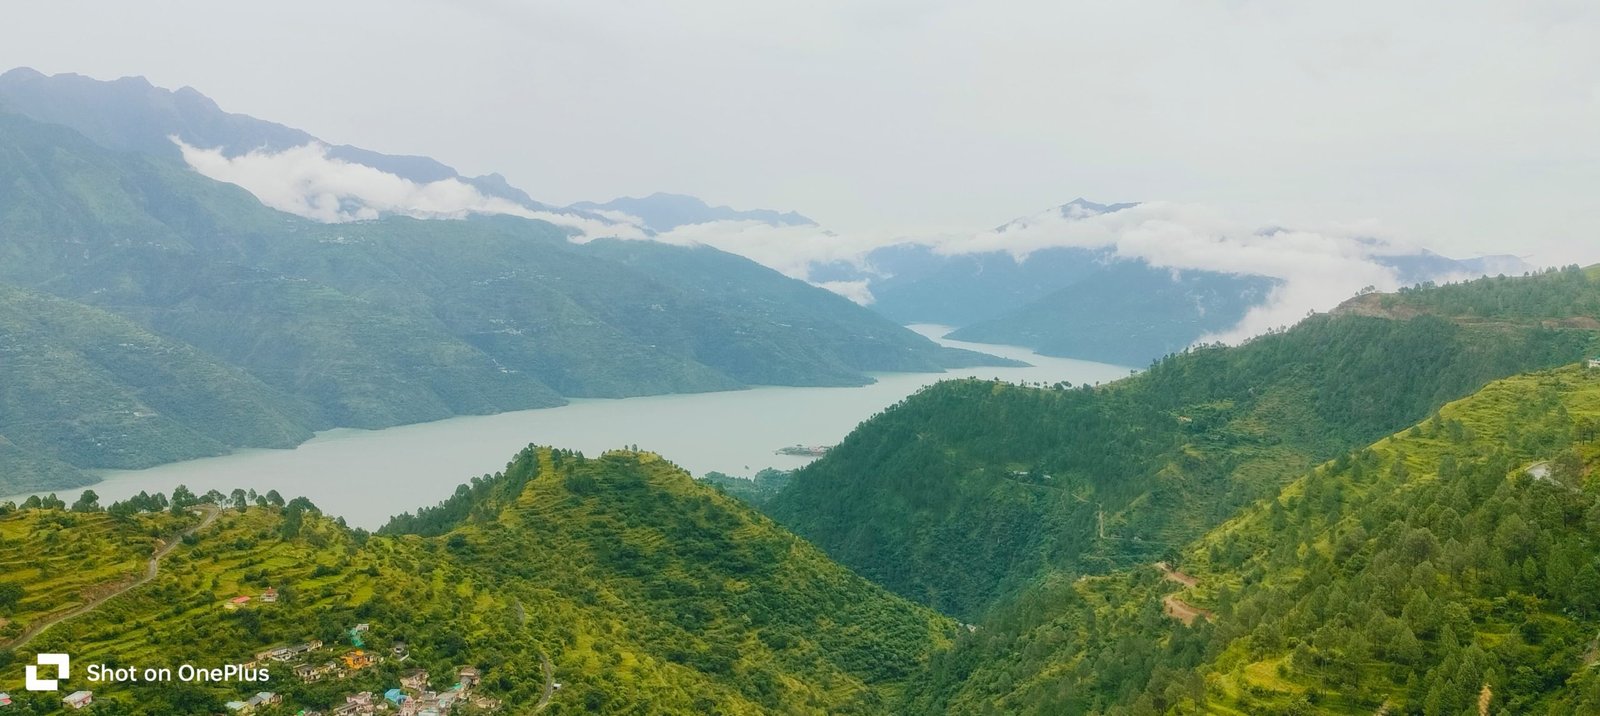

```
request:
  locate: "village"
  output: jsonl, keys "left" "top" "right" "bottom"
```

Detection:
{"left": 222, "top": 607, "right": 505, "bottom": 716}
{"left": 0, "top": 579, "right": 514, "bottom": 713}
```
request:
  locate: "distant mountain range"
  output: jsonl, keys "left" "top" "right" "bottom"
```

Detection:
{"left": 0, "top": 71, "right": 1007, "bottom": 494}
{"left": 780, "top": 198, "right": 1533, "bottom": 366}
{"left": 0, "top": 66, "right": 558, "bottom": 212}
{"left": 0, "top": 66, "right": 1536, "bottom": 393}
{"left": 0, "top": 68, "right": 815, "bottom": 235}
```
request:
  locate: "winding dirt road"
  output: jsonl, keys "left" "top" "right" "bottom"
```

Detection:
{"left": 1, "top": 506, "right": 219, "bottom": 651}
{"left": 1155, "top": 562, "right": 1213, "bottom": 626}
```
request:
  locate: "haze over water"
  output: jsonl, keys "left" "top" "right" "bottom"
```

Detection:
{"left": 8, "top": 327, "right": 1129, "bottom": 528}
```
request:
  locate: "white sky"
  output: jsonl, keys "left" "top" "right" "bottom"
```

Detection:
{"left": 3, "top": 0, "right": 1598, "bottom": 265}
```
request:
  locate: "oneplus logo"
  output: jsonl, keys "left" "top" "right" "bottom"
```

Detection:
{"left": 26, "top": 653, "right": 69, "bottom": 691}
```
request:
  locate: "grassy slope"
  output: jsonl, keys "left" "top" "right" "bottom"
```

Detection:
{"left": 0, "top": 448, "right": 952, "bottom": 715}
{"left": 0, "top": 508, "right": 193, "bottom": 634}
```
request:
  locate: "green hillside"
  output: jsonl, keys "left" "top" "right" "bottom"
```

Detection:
{"left": 766, "top": 268, "right": 1600, "bottom": 621}
{"left": 0, "top": 448, "right": 952, "bottom": 714}
{"left": 0, "top": 283, "right": 312, "bottom": 493}
{"left": 905, "top": 364, "right": 1600, "bottom": 714}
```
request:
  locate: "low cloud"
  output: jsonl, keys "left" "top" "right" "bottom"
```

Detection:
{"left": 166, "top": 142, "right": 1518, "bottom": 348}
{"left": 176, "top": 140, "right": 644, "bottom": 239}
{"left": 811, "top": 279, "right": 875, "bottom": 305}
{"left": 652, "top": 220, "right": 888, "bottom": 280}
{"left": 954, "top": 202, "right": 1414, "bottom": 340}
{"left": 653, "top": 201, "right": 1516, "bottom": 345}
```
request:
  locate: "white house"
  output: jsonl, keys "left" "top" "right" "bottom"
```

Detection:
{"left": 63, "top": 691, "right": 94, "bottom": 709}
{"left": 1588, "top": 357, "right": 1600, "bottom": 369}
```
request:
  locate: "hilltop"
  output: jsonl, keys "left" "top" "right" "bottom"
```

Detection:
{"left": 0, "top": 448, "right": 952, "bottom": 714}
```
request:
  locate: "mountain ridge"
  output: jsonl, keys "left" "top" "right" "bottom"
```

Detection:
{"left": 0, "top": 108, "right": 1008, "bottom": 494}
{"left": 0, "top": 66, "right": 556, "bottom": 211}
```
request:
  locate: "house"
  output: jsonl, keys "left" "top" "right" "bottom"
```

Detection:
{"left": 296, "top": 661, "right": 339, "bottom": 682}
{"left": 401, "top": 669, "right": 430, "bottom": 691}
{"left": 1589, "top": 357, "right": 1600, "bottom": 369}
{"left": 262, "top": 641, "right": 318, "bottom": 662}
{"left": 353, "top": 623, "right": 371, "bottom": 632}
{"left": 385, "top": 688, "right": 407, "bottom": 705}
{"left": 0, "top": 692, "right": 12, "bottom": 706}
{"left": 248, "top": 692, "right": 281, "bottom": 708}
{"left": 227, "top": 595, "right": 252, "bottom": 609}
{"left": 63, "top": 691, "right": 94, "bottom": 709}
{"left": 260, "top": 587, "right": 279, "bottom": 603}
{"left": 342, "top": 650, "right": 376, "bottom": 670}
{"left": 457, "top": 666, "right": 481, "bottom": 688}
{"left": 225, "top": 701, "right": 250, "bottom": 713}
{"left": 335, "top": 693, "right": 376, "bottom": 716}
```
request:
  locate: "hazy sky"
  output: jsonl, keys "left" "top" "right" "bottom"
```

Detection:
{"left": 3, "top": 0, "right": 1597, "bottom": 264}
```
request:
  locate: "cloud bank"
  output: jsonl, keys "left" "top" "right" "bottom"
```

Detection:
{"left": 650, "top": 219, "right": 917, "bottom": 286}
{"left": 654, "top": 201, "right": 1521, "bottom": 344}
{"left": 170, "top": 138, "right": 1521, "bottom": 349}
{"left": 177, "top": 140, "right": 643, "bottom": 239}
{"left": 957, "top": 202, "right": 1417, "bottom": 342}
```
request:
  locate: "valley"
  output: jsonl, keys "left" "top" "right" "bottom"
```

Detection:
{"left": 1, "top": 328, "right": 1128, "bottom": 529}
{"left": 0, "top": 24, "right": 1596, "bottom": 714}
{"left": 3, "top": 268, "right": 1599, "bottom": 715}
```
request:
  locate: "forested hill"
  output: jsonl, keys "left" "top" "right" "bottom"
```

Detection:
{"left": 764, "top": 267, "right": 1600, "bottom": 621}
{"left": 0, "top": 447, "right": 953, "bottom": 714}
{"left": 0, "top": 283, "right": 312, "bottom": 494}
{"left": 907, "top": 364, "right": 1600, "bottom": 714}
{"left": 0, "top": 110, "right": 1003, "bottom": 492}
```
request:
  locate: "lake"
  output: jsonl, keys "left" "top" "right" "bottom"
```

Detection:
{"left": 7, "top": 326, "right": 1130, "bottom": 528}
